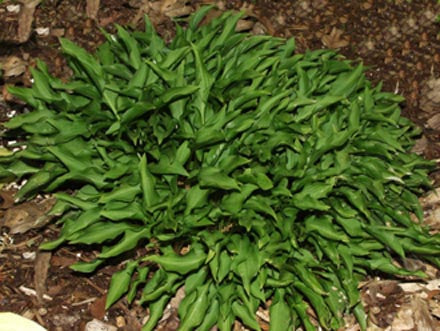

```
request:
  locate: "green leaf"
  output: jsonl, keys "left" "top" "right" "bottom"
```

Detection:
{"left": 270, "top": 289, "right": 292, "bottom": 331}
{"left": 185, "top": 185, "right": 209, "bottom": 215}
{"left": 330, "top": 64, "right": 364, "bottom": 97}
{"left": 139, "top": 155, "right": 158, "bottom": 208}
{"left": 179, "top": 282, "right": 211, "bottom": 330}
{"left": 99, "top": 228, "right": 149, "bottom": 258}
{"left": 199, "top": 167, "right": 240, "bottom": 190}
{"left": 144, "top": 243, "right": 207, "bottom": 275}
{"left": 232, "top": 301, "right": 261, "bottom": 331}
{"left": 141, "top": 295, "right": 170, "bottom": 331}
{"left": 105, "top": 260, "right": 138, "bottom": 309}
{"left": 190, "top": 42, "right": 213, "bottom": 124}
{"left": 70, "top": 258, "right": 104, "bottom": 273}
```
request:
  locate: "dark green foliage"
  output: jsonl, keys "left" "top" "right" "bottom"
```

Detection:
{"left": 1, "top": 8, "right": 438, "bottom": 330}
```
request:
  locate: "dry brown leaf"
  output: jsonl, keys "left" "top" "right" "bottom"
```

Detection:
{"left": 420, "top": 188, "right": 440, "bottom": 207}
{"left": 424, "top": 207, "right": 440, "bottom": 233}
{"left": 252, "top": 22, "right": 268, "bottom": 35}
{"left": 253, "top": 15, "right": 275, "bottom": 35}
{"left": 363, "top": 280, "right": 404, "bottom": 328}
{"left": 131, "top": 1, "right": 155, "bottom": 26}
{"left": 89, "top": 295, "right": 107, "bottom": 320}
{"left": 420, "top": 78, "right": 440, "bottom": 113}
{"left": 412, "top": 295, "right": 438, "bottom": 330}
{"left": 3, "top": 198, "right": 55, "bottom": 234}
{"left": 34, "top": 251, "right": 52, "bottom": 304}
{"left": 160, "top": 0, "right": 191, "bottom": 18}
{"left": 0, "top": 190, "right": 16, "bottom": 209}
{"left": 197, "top": 7, "right": 223, "bottom": 26}
{"left": 50, "top": 254, "right": 76, "bottom": 268}
{"left": 17, "top": 0, "right": 42, "bottom": 43}
{"left": 86, "top": 0, "right": 100, "bottom": 20}
{"left": 1, "top": 56, "right": 27, "bottom": 78}
{"left": 321, "top": 27, "right": 350, "bottom": 49}
{"left": 402, "top": 258, "right": 426, "bottom": 273}
{"left": 399, "top": 282, "right": 425, "bottom": 293}
{"left": 424, "top": 279, "right": 440, "bottom": 292}
{"left": 2, "top": 84, "right": 15, "bottom": 102}
{"left": 391, "top": 306, "right": 414, "bottom": 330}
{"left": 411, "top": 136, "right": 429, "bottom": 155}
{"left": 427, "top": 113, "right": 440, "bottom": 130}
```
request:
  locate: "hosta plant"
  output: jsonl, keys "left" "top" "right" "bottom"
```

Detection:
{"left": 1, "top": 6, "right": 439, "bottom": 330}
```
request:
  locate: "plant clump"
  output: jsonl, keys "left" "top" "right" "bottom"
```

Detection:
{"left": 0, "top": 7, "right": 438, "bottom": 331}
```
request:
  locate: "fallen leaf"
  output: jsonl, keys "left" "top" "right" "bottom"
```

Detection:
{"left": 362, "top": 280, "right": 404, "bottom": 327}
{"left": 89, "top": 295, "right": 107, "bottom": 320}
{"left": 427, "top": 113, "right": 440, "bottom": 130}
{"left": 391, "top": 306, "right": 414, "bottom": 331}
{"left": 420, "top": 188, "right": 440, "bottom": 207}
{"left": 399, "top": 282, "right": 425, "bottom": 293}
{"left": 236, "top": 19, "right": 255, "bottom": 32}
{"left": 3, "top": 198, "right": 55, "bottom": 234}
{"left": 403, "top": 257, "right": 426, "bottom": 273}
{"left": 411, "top": 135, "right": 428, "bottom": 155}
{"left": 420, "top": 78, "right": 440, "bottom": 113}
{"left": 321, "top": 27, "right": 350, "bottom": 49}
{"left": 160, "top": 0, "right": 191, "bottom": 18}
{"left": 34, "top": 251, "right": 52, "bottom": 304}
{"left": 424, "top": 207, "right": 440, "bottom": 233}
{"left": 1, "top": 56, "right": 27, "bottom": 78}
{"left": 412, "top": 295, "right": 438, "bottom": 330}
{"left": 50, "top": 255, "right": 76, "bottom": 268}
{"left": 0, "top": 190, "right": 16, "bottom": 209}
{"left": 2, "top": 85, "right": 15, "bottom": 102}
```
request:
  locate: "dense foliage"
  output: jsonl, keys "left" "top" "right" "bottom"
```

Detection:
{"left": 1, "top": 7, "right": 438, "bottom": 330}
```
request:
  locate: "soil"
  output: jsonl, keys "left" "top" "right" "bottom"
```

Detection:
{"left": 0, "top": 0, "right": 440, "bottom": 330}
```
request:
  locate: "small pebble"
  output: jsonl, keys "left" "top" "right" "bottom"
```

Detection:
{"left": 38, "top": 308, "right": 47, "bottom": 316}
{"left": 22, "top": 252, "right": 36, "bottom": 260}
{"left": 6, "top": 4, "right": 20, "bottom": 13}
{"left": 35, "top": 27, "right": 50, "bottom": 36}
{"left": 115, "top": 316, "right": 126, "bottom": 328}
{"left": 85, "top": 319, "right": 117, "bottom": 331}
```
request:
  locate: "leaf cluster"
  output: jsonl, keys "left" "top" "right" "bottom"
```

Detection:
{"left": 0, "top": 7, "right": 438, "bottom": 331}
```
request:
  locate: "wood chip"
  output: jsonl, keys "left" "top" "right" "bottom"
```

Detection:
{"left": 17, "top": 0, "right": 42, "bottom": 43}
{"left": 86, "top": 0, "right": 100, "bottom": 20}
{"left": 19, "top": 285, "right": 53, "bottom": 301}
{"left": 34, "top": 251, "right": 52, "bottom": 304}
